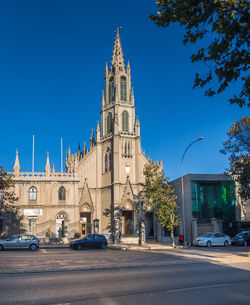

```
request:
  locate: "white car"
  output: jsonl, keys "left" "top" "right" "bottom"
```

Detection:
{"left": 193, "top": 232, "right": 231, "bottom": 247}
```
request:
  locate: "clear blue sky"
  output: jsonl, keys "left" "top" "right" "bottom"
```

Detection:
{"left": 0, "top": 0, "right": 247, "bottom": 180}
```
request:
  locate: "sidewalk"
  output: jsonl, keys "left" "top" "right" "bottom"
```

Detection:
{"left": 108, "top": 241, "right": 179, "bottom": 251}
{"left": 108, "top": 242, "right": 250, "bottom": 264}
{"left": 39, "top": 242, "right": 250, "bottom": 264}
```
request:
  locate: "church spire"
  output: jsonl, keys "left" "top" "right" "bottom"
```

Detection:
{"left": 111, "top": 27, "right": 125, "bottom": 72}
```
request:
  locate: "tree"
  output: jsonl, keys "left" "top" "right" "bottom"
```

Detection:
{"left": 221, "top": 116, "right": 250, "bottom": 218}
{"left": 0, "top": 167, "right": 18, "bottom": 235}
{"left": 150, "top": 0, "right": 250, "bottom": 107}
{"left": 142, "top": 161, "right": 180, "bottom": 246}
{"left": 0, "top": 167, "right": 18, "bottom": 213}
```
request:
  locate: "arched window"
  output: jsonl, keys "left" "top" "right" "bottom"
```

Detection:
{"left": 107, "top": 112, "right": 113, "bottom": 134}
{"left": 108, "top": 151, "right": 112, "bottom": 171}
{"left": 59, "top": 186, "right": 66, "bottom": 201}
{"left": 105, "top": 153, "right": 108, "bottom": 172}
{"left": 122, "top": 111, "right": 129, "bottom": 132}
{"left": 29, "top": 187, "right": 37, "bottom": 201}
{"left": 0, "top": 189, "right": 3, "bottom": 201}
{"left": 105, "top": 148, "right": 111, "bottom": 172}
{"left": 56, "top": 211, "right": 68, "bottom": 220}
{"left": 120, "top": 76, "right": 127, "bottom": 101}
{"left": 109, "top": 77, "right": 115, "bottom": 103}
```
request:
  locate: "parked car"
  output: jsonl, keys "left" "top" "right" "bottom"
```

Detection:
{"left": 0, "top": 234, "right": 39, "bottom": 251}
{"left": 70, "top": 234, "right": 108, "bottom": 250}
{"left": 193, "top": 232, "right": 231, "bottom": 247}
{"left": 231, "top": 231, "right": 250, "bottom": 247}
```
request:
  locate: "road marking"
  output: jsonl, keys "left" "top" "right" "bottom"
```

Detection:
{"left": 167, "top": 283, "right": 231, "bottom": 293}
{"left": 41, "top": 249, "right": 47, "bottom": 254}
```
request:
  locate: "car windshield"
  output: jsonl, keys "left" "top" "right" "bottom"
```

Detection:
{"left": 201, "top": 233, "right": 213, "bottom": 238}
{"left": 237, "top": 233, "right": 245, "bottom": 237}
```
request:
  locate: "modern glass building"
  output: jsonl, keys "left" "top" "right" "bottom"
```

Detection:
{"left": 191, "top": 180, "right": 236, "bottom": 223}
{"left": 171, "top": 174, "right": 238, "bottom": 242}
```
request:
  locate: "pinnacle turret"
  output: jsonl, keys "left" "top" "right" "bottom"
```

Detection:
{"left": 45, "top": 152, "right": 51, "bottom": 176}
{"left": 14, "top": 149, "right": 20, "bottom": 176}
{"left": 111, "top": 27, "right": 125, "bottom": 72}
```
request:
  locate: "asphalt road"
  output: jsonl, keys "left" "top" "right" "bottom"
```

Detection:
{"left": 0, "top": 248, "right": 250, "bottom": 305}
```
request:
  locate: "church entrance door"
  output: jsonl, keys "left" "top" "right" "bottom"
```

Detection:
{"left": 56, "top": 212, "right": 68, "bottom": 239}
{"left": 80, "top": 212, "right": 91, "bottom": 236}
{"left": 121, "top": 210, "right": 133, "bottom": 236}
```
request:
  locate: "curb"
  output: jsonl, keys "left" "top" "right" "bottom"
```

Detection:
{"left": 40, "top": 245, "right": 70, "bottom": 249}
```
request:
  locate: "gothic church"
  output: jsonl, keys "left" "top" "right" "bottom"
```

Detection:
{"left": 6, "top": 30, "right": 162, "bottom": 242}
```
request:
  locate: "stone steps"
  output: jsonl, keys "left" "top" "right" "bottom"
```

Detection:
{"left": 121, "top": 236, "right": 138, "bottom": 244}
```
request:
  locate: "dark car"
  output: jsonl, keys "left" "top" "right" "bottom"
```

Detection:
{"left": 70, "top": 234, "right": 108, "bottom": 250}
{"left": 231, "top": 231, "right": 250, "bottom": 246}
{"left": 0, "top": 234, "right": 39, "bottom": 251}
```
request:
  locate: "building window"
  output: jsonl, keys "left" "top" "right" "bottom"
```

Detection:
{"left": 59, "top": 186, "right": 66, "bottom": 201}
{"left": 122, "top": 111, "right": 129, "bottom": 132}
{"left": 109, "top": 151, "right": 112, "bottom": 171}
{"left": 120, "top": 76, "right": 127, "bottom": 101}
{"left": 109, "top": 77, "right": 115, "bottom": 103}
{"left": 105, "top": 153, "right": 108, "bottom": 172}
{"left": 191, "top": 181, "right": 236, "bottom": 223}
{"left": 105, "top": 148, "right": 112, "bottom": 172}
{"left": 29, "top": 187, "right": 37, "bottom": 201}
{"left": 107, "top": 112, "right": 113, "bottom": 134}
{"left": 0, "top": 189, "right": 2, "bottom": 201}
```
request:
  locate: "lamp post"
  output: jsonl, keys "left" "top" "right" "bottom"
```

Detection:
{"left": 181, "top": 137, "right": 204, "bottom": 246}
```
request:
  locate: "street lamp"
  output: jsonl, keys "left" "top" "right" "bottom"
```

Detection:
{"left": 181, "top": 137, "right": 204, "bottom": 246}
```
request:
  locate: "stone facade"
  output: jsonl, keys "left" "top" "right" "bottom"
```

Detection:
{"left": 3, "top": 29, "right": 161, "bottom": 242}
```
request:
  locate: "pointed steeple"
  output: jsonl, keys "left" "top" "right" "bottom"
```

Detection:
{"left": 78, "top": 143, "right": 81, "bottom": 154}
{"left": 131, "top": 87, "right": 134, "bottom": 105}
{"left": 52, "top": 163, "right": 55, "bottom": 173}
{"left": 13, "top": 149, "right": 20, "bottom": 176}
{"left": 105, "top": 62, "right": 109, "bottom": 76}
{"left": 83, "top": 141, "right": 86, "bottom": 155}
{"left": 90, "top": 128, "right": 94, "bottom": 148}
{"left": 111, "top": 27, "right": 125, "bottom": 72}
{"left": 102, "top": 90, "right": 105, "bottom": 107}
{"left": 96, "top": 120, "right": 100, "bottom": 142}
{"left": 127, "top": 60, "right": 131, "bottom": 74}
{"left": 159, "top": 160, "right": 163, "bottom": 170}
{"left": 68, "top": 146, "right": 71, "bottom": 156}
{"left": 45, "top": 151, "right": 51, "bottom": 176}
{"left": 74, "top": 156, "right": 78, "bottom": 177}
{"left": 135, "top": 115, "right": 140, "bottom": 137}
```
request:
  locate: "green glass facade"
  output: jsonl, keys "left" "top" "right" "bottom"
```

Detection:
{"left": 191, "top": 180, "right": 236, "bottom": 223}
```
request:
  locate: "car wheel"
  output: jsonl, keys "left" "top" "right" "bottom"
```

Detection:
{"left": 206, "top": 241, "right": 211, "bottom": 248}
{"left": 224, "top": 241, "right": 229, "bottom": 247}
{"left": 0, "top": 245, "right": 3, "bottom": 251}
{"left": 243, "top": 240, "right": 247, "bottom": 247}
{"left": 30, "top": 244, "right": 37, "bottom": 251}
{"left": 77, "top": 244, "right": 82, "bottom": 250}
{"left": 101, "top": 243, "right": 106, "bottom": 249}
